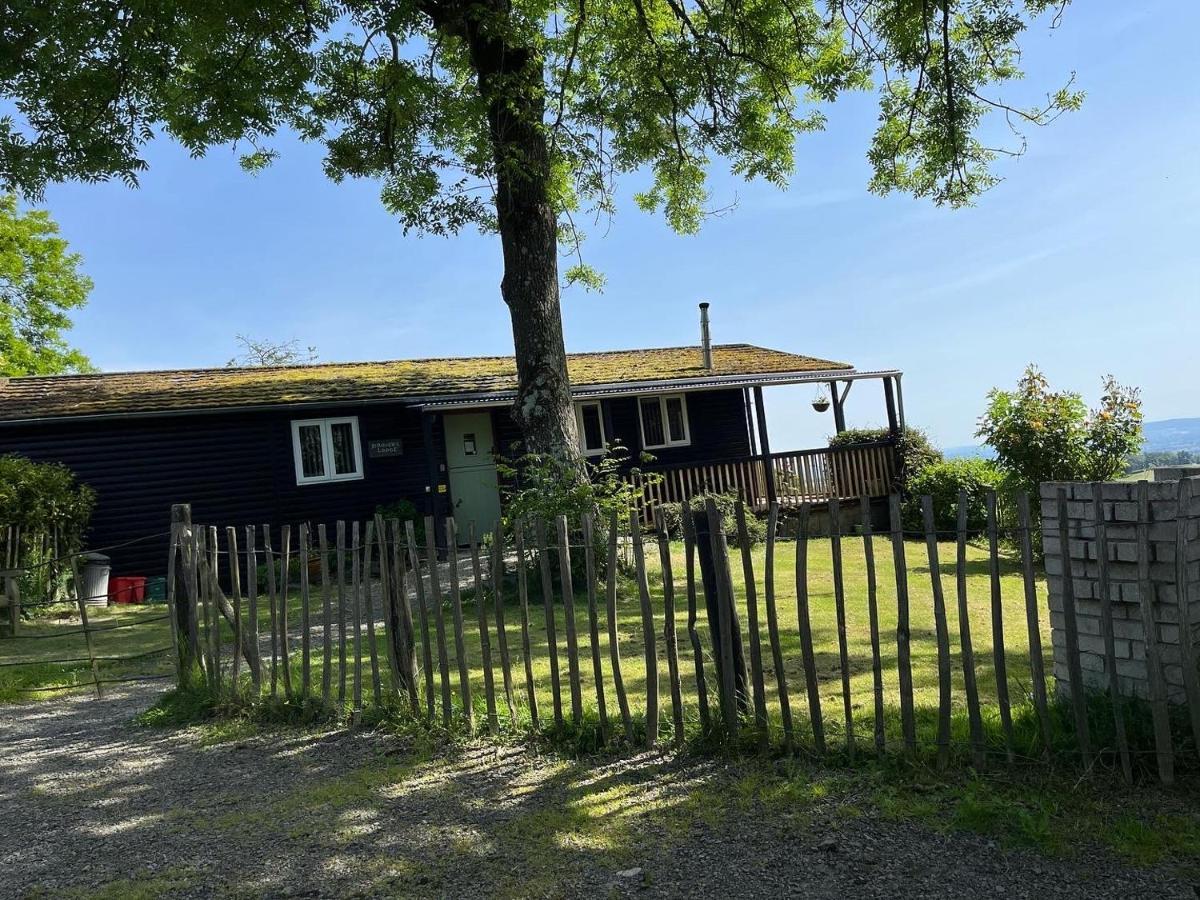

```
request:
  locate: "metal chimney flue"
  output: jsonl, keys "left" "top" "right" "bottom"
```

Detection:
{"left": 699, "top": 302, "right": 713, "bottom": 370}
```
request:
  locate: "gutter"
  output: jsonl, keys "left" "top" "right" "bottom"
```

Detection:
{"left": 416, "top": 368, "right": 903, "bottom": 410}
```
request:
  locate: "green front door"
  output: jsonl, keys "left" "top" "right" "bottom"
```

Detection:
{"left": 443, "top": 411, "right": 502, "bottom": 536}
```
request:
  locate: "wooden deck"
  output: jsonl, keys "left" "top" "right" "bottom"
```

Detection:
{"left": 629, "top": 440, "right": 897, "bottom": 526}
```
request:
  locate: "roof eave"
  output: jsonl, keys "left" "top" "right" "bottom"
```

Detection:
{"left": 0, "top": 366, "right": 901, "bottom": 426}
{"left": 415, "top": 367, "right": 894, "bottom": 409}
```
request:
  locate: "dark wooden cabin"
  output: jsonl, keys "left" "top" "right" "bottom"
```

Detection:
{"left": 0, "top": 334, "right": 904, "bottom": 576}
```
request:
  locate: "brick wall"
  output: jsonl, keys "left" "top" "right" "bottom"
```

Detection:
{"left": 1040, "top": 477, "right": 1200, "bottom": 703}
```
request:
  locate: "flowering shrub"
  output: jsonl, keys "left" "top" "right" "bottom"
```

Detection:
{"left": 976, "top": 365, "right": 1142, "bottom": 505}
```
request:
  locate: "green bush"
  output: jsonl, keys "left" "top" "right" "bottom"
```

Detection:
{"left": 826, "top": 426, "right": 891, "bottom": 447}
{"left": 659, "top": 492, "right": 767, "bottom": 547}
{"left": 497, "top": 443, "right": 650, "bottom": 528}
{"left": 375, "top": 497, "right": 424, "bottom": 545}
{"left": 0, "top": 454, "right": 95, "bottom": 549}
{"left": 828, "top": 426, "right": 942, "bottom": 496}
{"left": 901, "top": 458, "right": 1003, "bottom": 533}
{"left": 0, "top": 454, "right": 95, "bottom": 606}
{"left": 496, "top": 444, "right": 654, "bottom": 584}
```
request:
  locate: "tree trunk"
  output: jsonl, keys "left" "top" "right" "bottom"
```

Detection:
{"left": 461, "top": 12, "right": 580, "bottom": 464}
{"left": 497, "top": 167, "right": 577, "bottom": 462}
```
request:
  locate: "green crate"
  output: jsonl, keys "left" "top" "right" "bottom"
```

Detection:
{"left": 145, "top": 576, "right": 168, "bottom": 603}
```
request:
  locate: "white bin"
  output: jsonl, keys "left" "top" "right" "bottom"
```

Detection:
{"left": 80, "top": 553, "right": 111, "bottom": 608}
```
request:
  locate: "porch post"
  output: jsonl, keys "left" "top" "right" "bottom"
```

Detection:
{"left": 884, "top": 376, "right": 899, "bottom": 437}
{"left": 170, "top": 503, "right": 197, "bottom": 683}
{"left": 895, "top": 374, "right": 906, "bottom": 430}
{"left": 752, "top": 386, "right": 777, "bottom": 505}
{"left": 743, "top": 388, "right": 759, "bottom": 458}
{"left": 829, "top": 380, "right": 847, "bottom": 434}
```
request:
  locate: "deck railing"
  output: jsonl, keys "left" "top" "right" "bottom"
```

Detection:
{"left": 630, "top": 440, "right": 897, "bottom": 526}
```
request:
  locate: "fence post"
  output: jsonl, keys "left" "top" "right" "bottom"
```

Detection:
{"left": 985, "top": 491, "right": 1015, "bottom": 764}
{"left": 2, "top": 566, "right": 18, "bottom": 638}
{"left": 693, "top": 503, "right": 748, "bottom": 728}
{"left": 170, "top": 504, "right": 196, "bottom": 683}
{"left": 1174, "top": 477, "right": 1200, "bottom": 761}
{"left": 555, "top": 515, "right": 583, "bottom": 728}
{"left": 491, "top": 520, "right": 519, "bottom": 725}
{"left": 920, "top": 495, "right": 953, "bottom": 771}
{"left": 679, "top": 512, "right": 711, "bottom": 735}
{"left": 69, "top": 555, "right": 103, "bottom": 699}
{"left": 955, "top": 490, "right": 986, "bottom": 770}
{"left": 1135, "top": 481, "right": 1174, "bottom": 784}
{"left": 1016, "top": 493, "right": 1053, "bottom": 758}
{"left": 734, "top": 501, "right": 768, "bottom": 748}
{"left": 655, "top": 518, "right": 685, "bottom": 748}
{"left": 604, "top": 510, "right": 631, "bottom": 737}
{"left": 888, "top": 495, "right": 916, "bottom": 754}
{"left": 860, "top": 495, "right": 884, "bottom": 754}
{"left": 534, "top": 518, "right": 563, "bottom": 730}
{"left": 828, "top": 498, "right": 855, "bottom": 757}
{"left": 1054, "top": 488, "right": 1092, "bottom": 769}
{"left": 226, "top": 526, "right": 243, "bottom": 692}
{"left": 245, "top": 525, "right": 261, "bottom": 696}
{"left": 1091, "top": 483, "right": 1131, "bottom": 782}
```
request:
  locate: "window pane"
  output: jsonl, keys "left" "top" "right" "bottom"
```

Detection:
{"left": 580, "top": 404, "right": 604, "bottom": 451}
{"left": 640, "top": 397, "right": 665, "bottom": 446}
{"left": 298, "top": 425, "right": 326, "bottom": 478}
{"left": 330, "top": 422, "right": 358, "bottom": 475}
{"left": 665, "top": 397, "right": 686, "bottom": 443}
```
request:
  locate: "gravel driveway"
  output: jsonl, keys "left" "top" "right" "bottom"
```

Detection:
{"left": 0, "top": 686, "right": 1192, "bottom": 899}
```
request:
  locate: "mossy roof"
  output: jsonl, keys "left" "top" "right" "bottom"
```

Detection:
{"left": 0, "top": 343, "right": 852, "bottom": 423}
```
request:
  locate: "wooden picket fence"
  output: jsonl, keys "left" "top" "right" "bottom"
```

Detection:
{"left": 168, "top": 487, "right": 1200, "bottom": 781}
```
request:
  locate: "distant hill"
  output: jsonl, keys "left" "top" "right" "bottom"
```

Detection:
{"left": 1142, "top": 418, "right": 1200, "bottom": 452}
{"left": 943, "top": 418, "right": 1200, "bottom": 461}
{"left": 944, "top": 444, "right": 995, "bottom": 460}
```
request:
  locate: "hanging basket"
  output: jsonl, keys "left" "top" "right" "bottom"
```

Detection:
{"left": 812, "top": 389, "right": 831, "bottom": 413}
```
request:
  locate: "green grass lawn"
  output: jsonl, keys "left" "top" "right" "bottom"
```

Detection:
{"left": 514, "top": 534, "right": 1052, "bottom": 757}
{"left": 1117, "top": 469, "right": 1154, "bottom": 483}
{"left": 0, "top": 602, "right": 174, "bottom": 701}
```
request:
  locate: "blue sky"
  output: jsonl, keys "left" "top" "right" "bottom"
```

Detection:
{"left": 35, "top": 2, "right": 1199, "bottom": 452}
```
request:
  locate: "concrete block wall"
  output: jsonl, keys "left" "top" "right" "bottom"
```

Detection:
{"left": 1040, "top": 477, "right": 1200, "bottom": 703}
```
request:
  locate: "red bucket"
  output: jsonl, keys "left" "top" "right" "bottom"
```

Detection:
{"left": 109, "top": 576, "right": 147, "bottom": 604}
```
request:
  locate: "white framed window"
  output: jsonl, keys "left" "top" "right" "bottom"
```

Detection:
{"left": 638, "top": 393, "right": 691, "bottom": 449}
{"left": 291, "top": 417, "right": 364, "bottom": 485}
{"left": 575, "top": 401, "right": 607, "bottom": 456}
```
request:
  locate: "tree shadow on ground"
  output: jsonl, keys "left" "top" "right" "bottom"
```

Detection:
{"left": 3, "top": 682, "right": 1199, "bottom": 899}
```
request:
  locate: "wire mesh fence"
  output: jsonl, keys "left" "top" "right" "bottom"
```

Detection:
{"left": 0, "top": 532, "right": 176, "bottom": 699}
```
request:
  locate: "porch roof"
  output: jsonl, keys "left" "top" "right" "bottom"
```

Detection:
{"left": 0, "top": 343, "right": 859, "bottom": 424}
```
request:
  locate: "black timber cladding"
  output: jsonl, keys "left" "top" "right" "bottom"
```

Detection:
{"left": 0, "top": 387, "right": 750, "bottom": 576}
{"left": 0, "top": 402, "right": 445, "bottom": 577}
